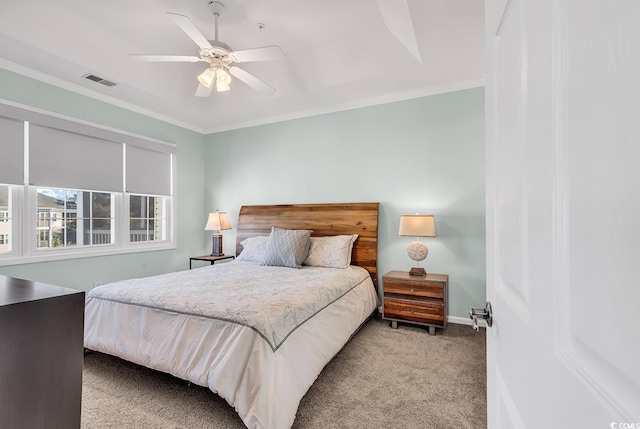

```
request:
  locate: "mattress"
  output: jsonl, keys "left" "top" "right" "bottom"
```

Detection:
{"left": 84, "top": 260, "right": 379, "bottom": 429}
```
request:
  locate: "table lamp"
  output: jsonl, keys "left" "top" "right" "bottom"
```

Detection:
{"left": 204, "top": 211, "right": 231, "bottom": 256}
{"left": 399, "top": 214, "right": 436, "bottom": 276}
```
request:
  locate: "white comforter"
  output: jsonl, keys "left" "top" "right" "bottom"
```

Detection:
{"left": 84, "top": 261, "right": 378, "bottom": 429}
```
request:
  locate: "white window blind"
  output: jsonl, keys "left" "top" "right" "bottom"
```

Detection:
{"left": 126, "top": 145, "right": 172, "bottom": 196}
{"left": 0, "top": 116, "right": 24, "bottom": 185}
{"left": 29, "top": 124, "right": 123, "bottom": 192}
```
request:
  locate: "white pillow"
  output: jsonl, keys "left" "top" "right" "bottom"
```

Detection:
{"left": 236, "top": 235, "right": 269, "bottom": 263}
{"left": 261, "top": 227, "right": 312, "bottom": 269}
{"left": 303, "top": 234, "right": 358, "bottom": 269}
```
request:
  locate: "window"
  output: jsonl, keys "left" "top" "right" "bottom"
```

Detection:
{"left": 0, "top": 101, "right": 176, "bottom": 266}
{"left": 129, "top": 195, "right": 167, "bottom": 243}
{"left": 0, "top": 185, "right": 11, "bottom": 253}
{"left": 36, "top": 188, "right": 115, "bottom": 249}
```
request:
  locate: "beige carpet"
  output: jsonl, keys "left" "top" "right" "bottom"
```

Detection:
{"left": 82, "top": 317, "right": 486, "bottom": 429}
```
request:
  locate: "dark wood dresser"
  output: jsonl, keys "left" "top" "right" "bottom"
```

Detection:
{"left": 0, "top": 275, "right": 85, "bottom": 428}
{"left": 382, "top": 270, "right": 448, "bottom": 335}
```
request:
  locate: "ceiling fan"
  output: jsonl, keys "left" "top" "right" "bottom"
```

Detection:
{"left": 131, "top": 1, "right": 284, "bottom": 97}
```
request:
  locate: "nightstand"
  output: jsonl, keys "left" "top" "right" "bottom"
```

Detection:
{"left": 382, "top": 270, "right": 448, "bottom": 335}
{"left": 189, "top": 254, "right": 235, "bottom": 269}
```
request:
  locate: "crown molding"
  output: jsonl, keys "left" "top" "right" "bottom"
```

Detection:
{"left": 1, "top": 58, "right": 484, "bottom": 136}
{"left": 202, "top": 78, "right": 485, "bottom": 134}
{"left": 0, "top": 58, "right": 205, "bottom": 134}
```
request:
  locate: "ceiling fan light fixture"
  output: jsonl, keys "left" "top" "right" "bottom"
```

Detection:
{"left": 131, "top": 7, "right": 283, "bottom": 97}
{"left": 216, "top": 68, "right": 231, "bottom": 92}
{"left": 197, "top": 67, "right": 215, "bottom": 88}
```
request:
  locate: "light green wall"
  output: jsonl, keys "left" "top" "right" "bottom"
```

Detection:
{"left": 0, "top": 69, "right": 485, "bottom": 319}
{"left": 0, "top": 69, "right": 207, "bottom": 291}
{"left": 204, "top": 87, "right": 486, "bottom": 319}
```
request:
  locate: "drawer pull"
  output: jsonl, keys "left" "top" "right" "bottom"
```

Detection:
{"left": 410, "top": 288, "right": 414, "bottom": 292}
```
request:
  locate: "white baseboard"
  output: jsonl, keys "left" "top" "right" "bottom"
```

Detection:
{"left": 376, "top": 307, "right": 486, "bottom": 328}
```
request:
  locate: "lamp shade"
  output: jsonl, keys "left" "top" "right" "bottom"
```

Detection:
{"left": 204, "top": 212, "right": 232, "bottom": 231}
{"left": 216, "top": 68, "right": 231, "bottom": 92}
{"left": 399, "top": 215, "right": 435, "bottom": 237}
{"left": 197, "top": 68, "right": 216, "bottom": 88}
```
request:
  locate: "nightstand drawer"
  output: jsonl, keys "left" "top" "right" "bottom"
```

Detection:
{"left": 384, "top": 278, "right": 444, "bottom": 300}
{"left": 382, "top": 271, "right": 448, "bottom": 334}
{"left": 383, "top": 298, "right": 445, "bottom": 326}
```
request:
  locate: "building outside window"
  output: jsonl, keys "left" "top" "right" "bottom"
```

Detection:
{"left": 0, "top": 185, "right": 10, "bottom": 252}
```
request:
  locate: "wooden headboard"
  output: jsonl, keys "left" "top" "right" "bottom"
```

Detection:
{"left": 236, "top": 203, "right": 380, "bottom": 288}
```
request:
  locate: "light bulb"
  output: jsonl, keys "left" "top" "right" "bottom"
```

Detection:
{"left": 216, "top": 68, "right": 231, "bottom": 92}
{"left": 197, "top": 68, "right": 215, "bottom": 88}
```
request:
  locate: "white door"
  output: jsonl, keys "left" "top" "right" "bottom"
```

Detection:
{"left": 485, "top": 0, "right": 640, "bottom": 427}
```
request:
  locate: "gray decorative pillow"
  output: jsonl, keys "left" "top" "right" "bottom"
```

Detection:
{"left": 261, "top": 227, "right": 312, "bottom": 269}
{"left": 236, "top": 235, "right": 269, "bottom": 263}
{"left": 304, "top": 234, "right": 358, "bottom": 268}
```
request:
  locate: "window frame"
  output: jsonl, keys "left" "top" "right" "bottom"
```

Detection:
{"left": 0, "top": 101, "right": 177, "bottom": 267}
{"left": 127, "top": 194, "right": 169, "bottom": 244}
{"left": 34, "top": 187, "right": 117, "bottom": 251}
{"left": 0, "top": 185, "right": 22, "bottom": 257}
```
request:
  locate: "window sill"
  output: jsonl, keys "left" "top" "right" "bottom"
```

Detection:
{"left": 0, "top": 241, "right": 177, "bottom": 267}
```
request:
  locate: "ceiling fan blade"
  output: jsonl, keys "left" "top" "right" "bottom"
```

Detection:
{"left": 229, "top": 66, "right": 276, "bottom": 96}
{"left": 230, "top": 46, "right": 285, "bottom": 63}
{"left": 377, "top": 0, "right": 422, "bottom": 63}
{"left": 167, "top": 12, "right": 213, "bottom": 50}
{"left": 130, "top": 54, "right": 204, "bottom": 62}
{"left": 195, "top": 83, "right": 213, "bottom": 97}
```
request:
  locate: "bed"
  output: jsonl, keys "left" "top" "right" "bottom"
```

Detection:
{"left": 84, "top": 202, "right": 380, "bottom": 429}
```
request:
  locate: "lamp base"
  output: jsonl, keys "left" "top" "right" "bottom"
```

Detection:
{"left": 211, "top": 233, "right": 223, "bottom": 256}
{"left": 409, "top": 267, "right": 426, "bottom": 276}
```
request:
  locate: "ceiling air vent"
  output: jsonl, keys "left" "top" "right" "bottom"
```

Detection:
{"left": 82, "top": 74, "right": 116, "bottom": 87}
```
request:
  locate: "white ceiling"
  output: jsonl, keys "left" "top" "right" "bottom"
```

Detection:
{"left": 0, "top": 0, "right": 484, "bottom": 133}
